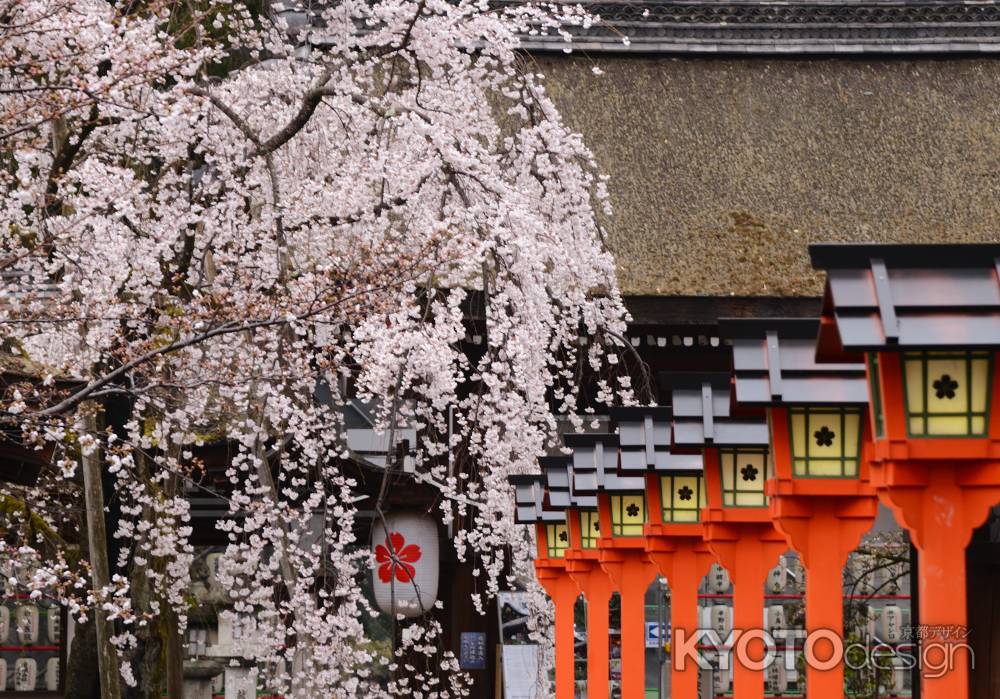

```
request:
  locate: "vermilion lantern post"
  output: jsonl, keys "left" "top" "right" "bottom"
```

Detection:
{"left": 811, "top": 242, "right": 1000, "bottom": 699}
{"left": 509, "top": 474, "right": 577, "bottom": 699}
{"left": 610, "top": 406, "right": 713, "bottom": 699}
{"left": 566, "top": 432, "right": 656, "bottom": 699}
{"left": 722, "top": 318, "right": 879, "bottom": 699}
{"left": 543, "top": 456, "right": 614, "bottom": 699}
{"left": 666, "top": 372, "right": 786, "bottom": 699}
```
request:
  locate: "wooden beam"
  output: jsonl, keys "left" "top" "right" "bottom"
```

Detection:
{"left": 624, "top": 295, "right": 822, "bottom": 328}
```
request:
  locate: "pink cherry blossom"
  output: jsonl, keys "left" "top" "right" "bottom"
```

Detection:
{"left": 0, "top": 1, "right": 633, "bottom": 696}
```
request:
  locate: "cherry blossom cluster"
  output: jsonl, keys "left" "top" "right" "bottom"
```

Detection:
{"left": 1, "top": 0, "right": 631, "bottom": 695}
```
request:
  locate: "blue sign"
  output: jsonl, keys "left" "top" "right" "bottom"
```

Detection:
{"left": 460, "top": 631, "right": 487, "bottom": 670}
{"left": 646, "top": 621, "right": 669, "bottom": 648}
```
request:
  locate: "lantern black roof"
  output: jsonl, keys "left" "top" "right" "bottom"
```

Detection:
{"left": 810, "top": 242, "right": 1000, "bottom": 269}
{"left": 609, "top": 406, "right": 703, "bottom": 473}
{"left": 810, "top": 243, "right": 1000, "bottom": 351}
{"left": 563, "top": 432, "right": 645, "bottom": 493}
{"left": 508, "top": 474, "right": 565, "bottom": 524}
{"left": 540, "top": 456, "right": 598, "bottom": 509}
{"left": 660, "top": 372, "right": 770, "bottom": 448}
{"left": 720, "top": 318, "right": 869, "bottom": 406}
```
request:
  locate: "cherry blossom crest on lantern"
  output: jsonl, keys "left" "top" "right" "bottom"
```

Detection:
{"left": 375, "top": 531, "right": 423, "bottom": 584}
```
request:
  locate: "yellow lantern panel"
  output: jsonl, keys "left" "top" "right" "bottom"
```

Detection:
{"left": 579, "top": 510, "right": 600, "bottom": 549}
{"left": 545, "top": 523, "right": 569, "bottom": 558}
{"left": 789, "top": 407, "right": 861, "bottom": 478}
{"left": 610, "top": 494, "right": 646, "bottom": 537}
{"left": 660, "top": 473, "right": 706, "bottom": 523}
{"left": 903, "top": 351, "right": 991, "bottom": 437}
{"left": 720, "top": 449, "right": 769, "bottom": 507}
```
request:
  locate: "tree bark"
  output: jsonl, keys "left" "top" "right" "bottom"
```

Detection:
{"left": 80, "top": 406, "right": 124, "bottom": 699}
{"left": 165, "top": 605, "right": 185, "bottom": 699}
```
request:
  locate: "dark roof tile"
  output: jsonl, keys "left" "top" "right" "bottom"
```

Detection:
{"left": 515, "top": 1, "right": 1000, "bottom": 54}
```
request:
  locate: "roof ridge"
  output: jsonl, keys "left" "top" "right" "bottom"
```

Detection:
{"left": 512, "top": 0, "right": 1000, "bottom": 53}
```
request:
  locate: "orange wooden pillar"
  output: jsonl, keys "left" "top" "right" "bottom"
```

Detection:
{"left": 536, "top": 525, "right": 579, "bottom": 699}
{"left": 565, "top": 510, "right": 615, "bottom": 699}
{"left": 703, "top": 518, "right": 786, "bottom": 699}
{"left": 645, "top": 536, "right": 713, "bottom": 699}
{"left": 768, "top": 489, "right": 877, "bottom": 698}
{"left": 869, "top": 462, "right": 998, "bottom": 699}
{"left": 597, "top": 493, "right": 657, "bottom": 699}
{"left": 643, "top": 475, "right": 714, "bottom": 699}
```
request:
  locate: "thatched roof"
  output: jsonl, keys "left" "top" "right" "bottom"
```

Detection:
{"left": 533, "top": 55, "right": 1000, "bottom": 296}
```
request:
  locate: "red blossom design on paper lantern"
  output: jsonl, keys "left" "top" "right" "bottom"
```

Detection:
{"left": 375, "top": 531, "right": 422, "bottom": 583}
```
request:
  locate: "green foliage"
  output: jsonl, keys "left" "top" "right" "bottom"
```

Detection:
{"left": 0, "top": 493, "right": 67, "bottom": 552}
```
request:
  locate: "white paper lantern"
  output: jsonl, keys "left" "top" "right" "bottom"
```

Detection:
{"left": 0, "top": 607, "right": 8, "bottom": 643}
{"left": 765, "top": 605, "right": 786, "bottom": 632}
{"left": 708, "top": 564, "right": 731, "bottom": 593}
{"left": 46, "top": 609, "right": 60, "bottom": 644}
{"left": 371, "top": 512, "right": 439, "bottom": 618}
{"left": 15, "top": 605, "right": 38, "bottom": 644}
{"left": 45, "top": 657, "right": 59, "bottom": 691}
{"left": 880, "top": 605, "right": 903, "bottom": 643}
{"left": 711, "top": 605, "right": 732, "bottom": 638}
{"left": 0, "top": 659, "right": 7, "bottom": 690}
{"left": 768, "top": 660, "right": 788, "bottom": 693}
{"left": 697, "top": 667, "right": 712, "bottom": 697}
{"left": 14, "top": 658, "right": 36, "bottom": 691}
{"left": 713, "top": 662, "right": 731, "bottom": 692}
{"left": 767, "top": 562, "right": 787, "bottom": 593}
{"left": 699, "top": 606, "right": 712, "bottom": 630}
